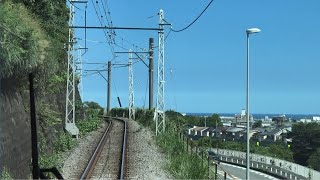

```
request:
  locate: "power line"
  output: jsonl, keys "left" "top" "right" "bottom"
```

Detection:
{"left": 97, "top": 0, "right": 147, "bottom": 55}
{"left": 171, "top": 0, "right": 214, "bottom": 33}
{"left": 67, "top": 0, "right": 85, "bottom": 11}
{"left": 91, "top": 0, "right": 116, "bottom": 59}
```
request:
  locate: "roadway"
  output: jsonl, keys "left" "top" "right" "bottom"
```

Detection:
{"left": 216, "top": 162, "right": 279, "bottom": 180}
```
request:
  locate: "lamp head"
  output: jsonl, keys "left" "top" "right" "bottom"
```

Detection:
{"left": 246, "top": 28, "right": 261, "bottom": 34}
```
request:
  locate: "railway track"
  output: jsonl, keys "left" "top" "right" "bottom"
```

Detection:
{"left": 80, "top": 117, "right": 127, "bottom": 180}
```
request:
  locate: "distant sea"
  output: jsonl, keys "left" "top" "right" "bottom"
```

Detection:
{"left": 186, "top": 113, "right": 320, "bottom": 121}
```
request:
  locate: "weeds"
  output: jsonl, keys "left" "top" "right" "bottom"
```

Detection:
{"left": 133, "top": 108, "right": 209, "bottom": 179}
{"left": 0, "top": 167, "right": 12, "bottom": 180}
{"left": 156, "top": 130, "right": 208, "bottom": 179}
{"left": 77, "top": 116, "right": 103, "bottom": 137}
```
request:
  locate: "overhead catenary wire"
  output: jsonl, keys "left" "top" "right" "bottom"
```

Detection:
{"left": 91, "top": 0, "right": 116, "bottom": 59}
{"left": 67, "top": 0, "right": 85, "bottom": 11}
{"left": 171, "top": 0, "right": 214, "bottom": 33}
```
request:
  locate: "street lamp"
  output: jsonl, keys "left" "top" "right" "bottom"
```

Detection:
{"left": 246, "top": 27, "right": 261, "bottom": 180}
{"left": 204, "top": 116, "right": 208, "bottom": 127}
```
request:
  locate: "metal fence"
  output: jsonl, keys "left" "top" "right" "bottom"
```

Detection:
{"left": 209, "top": 148, "right": 320, "bottom": 180}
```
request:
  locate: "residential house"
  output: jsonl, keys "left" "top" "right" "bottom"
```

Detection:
{"left": 225, "top": 127, "right": 245, "bottom": 141}
{"left": 212, "top": 126, "right": 228, "bottom": 138}
{"left": 255, "top": 127, "right": 284, "bottom": 143}
{"left": 272, "top": 115, "right": 286, "bottom": 126}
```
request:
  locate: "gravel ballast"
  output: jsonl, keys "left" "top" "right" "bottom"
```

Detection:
{"left": 61, "top": 123, "right": 107, "bottom": 179}
{"left": 126, "top": 120, "right": 173, "bottom": 179}
{"left": 61, "top": 119, "right": 172, "bottom": 179}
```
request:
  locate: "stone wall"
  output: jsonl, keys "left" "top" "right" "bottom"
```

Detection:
{"left": 0, "top": 81, "right": 31, "bottom": 178}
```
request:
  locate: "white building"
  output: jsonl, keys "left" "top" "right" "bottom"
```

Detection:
{"left": 313, "top": 116, "right": 320, "bottom": 121}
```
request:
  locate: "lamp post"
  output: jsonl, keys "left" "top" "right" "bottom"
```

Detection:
{"left": 246, "top": 27, "right": 261, "bottom": 180}
{"left": 204, "top": 116, "right": 208, "bottom": 127}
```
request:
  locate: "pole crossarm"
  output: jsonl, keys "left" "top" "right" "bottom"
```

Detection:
{"left": 83, "top": 69, "right": 108, "bottom": 71}
{"left": 115, "top": 51, "right": 149, "bottom": 68}
{"left": 70, "top": 0, "right": 88, "bottom": 3}
{"left": 115, "top": 51, "right": 149, "bottom": 54}
{"left": 69, "top": 26, "right": 163, "bottom": 31}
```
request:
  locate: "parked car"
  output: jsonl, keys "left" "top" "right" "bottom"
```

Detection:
{"left": 208, "top": 150, "right": 221, "bottom": 164}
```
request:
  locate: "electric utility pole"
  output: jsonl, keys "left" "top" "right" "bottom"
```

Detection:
{"left": 107, "top": 61, "right": 111, "bottom": 114}
{"left": 128, "top": 49, "right": 135, "bottom": 120}
{"left": 65, "top": 1, "right": 79, "bottom": 138}
{"left": 149, "top": 38, "right": 154, "bottom": 110}
{"left": 78, "top": 45, "right": 84, "bottom": 100}
{"left": 155, "top": 9, "right": 165, "bottom": 136}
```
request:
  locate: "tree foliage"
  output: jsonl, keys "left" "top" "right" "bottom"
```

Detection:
{"left": 291, "top": 122, "right": 320, "bottom": 166}
{"left": 307, "top": 147, "right": 320, "bottom": 171}
{"left": 253, "top": 120, "right": 262, "bottom": 128}
{"left": 1, "top": 0, "right": 69, "bottom": 95}
{"left": 209, "top": 138, "right": 293, "bottom": 161}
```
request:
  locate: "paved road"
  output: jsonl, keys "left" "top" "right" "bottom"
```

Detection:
{"left": 215, "top": 162, "right": 279, "bottom": 180}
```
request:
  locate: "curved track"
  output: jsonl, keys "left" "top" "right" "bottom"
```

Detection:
{"left": 80, "top": 117, "right": 127, "bottom": 179}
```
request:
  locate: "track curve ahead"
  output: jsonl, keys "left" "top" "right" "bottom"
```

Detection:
{"left": 80, "top": 117, "right": 127, "bottom": 180}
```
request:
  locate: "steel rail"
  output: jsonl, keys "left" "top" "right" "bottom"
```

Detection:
{"left": 116, "top": 118, "right": 127, "bottom": 180}
{"left": 80, "top": 117, "right": 127, "bottom": 180}
{"left": 80, "top": 118, "right": 113, "bottom": 179}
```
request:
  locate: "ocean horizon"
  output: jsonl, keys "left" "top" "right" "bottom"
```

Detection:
{"left": 185, "top": 112, "right": 320, "bottom": 121}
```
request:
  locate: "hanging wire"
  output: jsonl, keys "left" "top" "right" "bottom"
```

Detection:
{"left": 171, "top": 0, "right": 214, "bottom": 33}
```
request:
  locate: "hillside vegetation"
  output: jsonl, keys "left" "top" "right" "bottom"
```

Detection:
{"left": 0, "top": 0, "right": 68, "bottom": 91}
{"left": 0, "top": 0, "right": 76, "bottom": 178}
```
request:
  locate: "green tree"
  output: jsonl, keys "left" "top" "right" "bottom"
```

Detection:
{"left": 291, "top": 122, "right": 320, "bottom": 166}
{"left": 83, "top": 101, "right": 104, "bottom": 116}
{"left": 307, "top": 147, "right": 320, "bottom": 171}
{"left": 253, "top": 120, "right": 262, "bottom": 128}
{"left": 268, "top": 144, "right": 293, "bottom": 161}
{"left": 210, "top": 113, "right": 223, "bottom": 127}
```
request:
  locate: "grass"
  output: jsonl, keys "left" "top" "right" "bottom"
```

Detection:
{"left": 0, "top": 167, "right": 12, "bottom": 180}
{"left": 131, "top": 109, "right": 210, "bottom": 179}
{"left": 76, "top": 116, "right": 103, "bottom": 137}
{"left": 156, "top": 130, "right": 208, "bottom": 179}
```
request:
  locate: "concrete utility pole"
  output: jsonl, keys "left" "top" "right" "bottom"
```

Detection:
{"left": 149, "top": 38, "right": 154, "bottom": 110}
{"left": 128, "top": 49, "right": 135, "bottom": 120}
{"left": 107, "top": 61, "right": 111, "bottom": 114}
{"left": 78, "top": 45, "right": 84, "bottom": 100}
{"left": 155, "top": 9, "right": 165, "bottom": 136}
{"left": 65, "top": 1, "right": 79, "bottom": 138}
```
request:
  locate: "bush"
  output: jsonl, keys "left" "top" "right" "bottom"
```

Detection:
{"left": 77, "top": 109, "right": 103, "bottom": 137}
{"left": 0, "top": 1, "right": 48, "bottom": 78}
{"left": 156, "top": 130, "right": 208, "bottom": 179}
{"left": 77, "top": 118, "right": 103, "bottom": 137}
{"left": 0, "top": 167, "right": 12, "bottom": 180}
{"left": 54, "top": 132, "right": 77, "bottom": 153}
{"left": 39, "top": 153, "right": 61, "bottom": 169}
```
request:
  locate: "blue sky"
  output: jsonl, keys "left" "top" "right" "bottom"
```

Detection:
{"left": 73, "top": 0, "right": 320, "bottom": 114}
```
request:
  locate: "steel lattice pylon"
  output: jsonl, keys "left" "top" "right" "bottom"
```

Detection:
{"left": 65, "top": 2, "right": 79, "bottom": 138}
{"left": 155, "top": 9, "right": 165, "bottom": 136}
{"left": 128, "top": 49, "right": 135, "bottom": 120}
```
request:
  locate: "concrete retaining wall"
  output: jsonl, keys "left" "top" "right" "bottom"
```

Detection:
{"left": 209, "top": 148, "right": 320, "bottom": 180}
